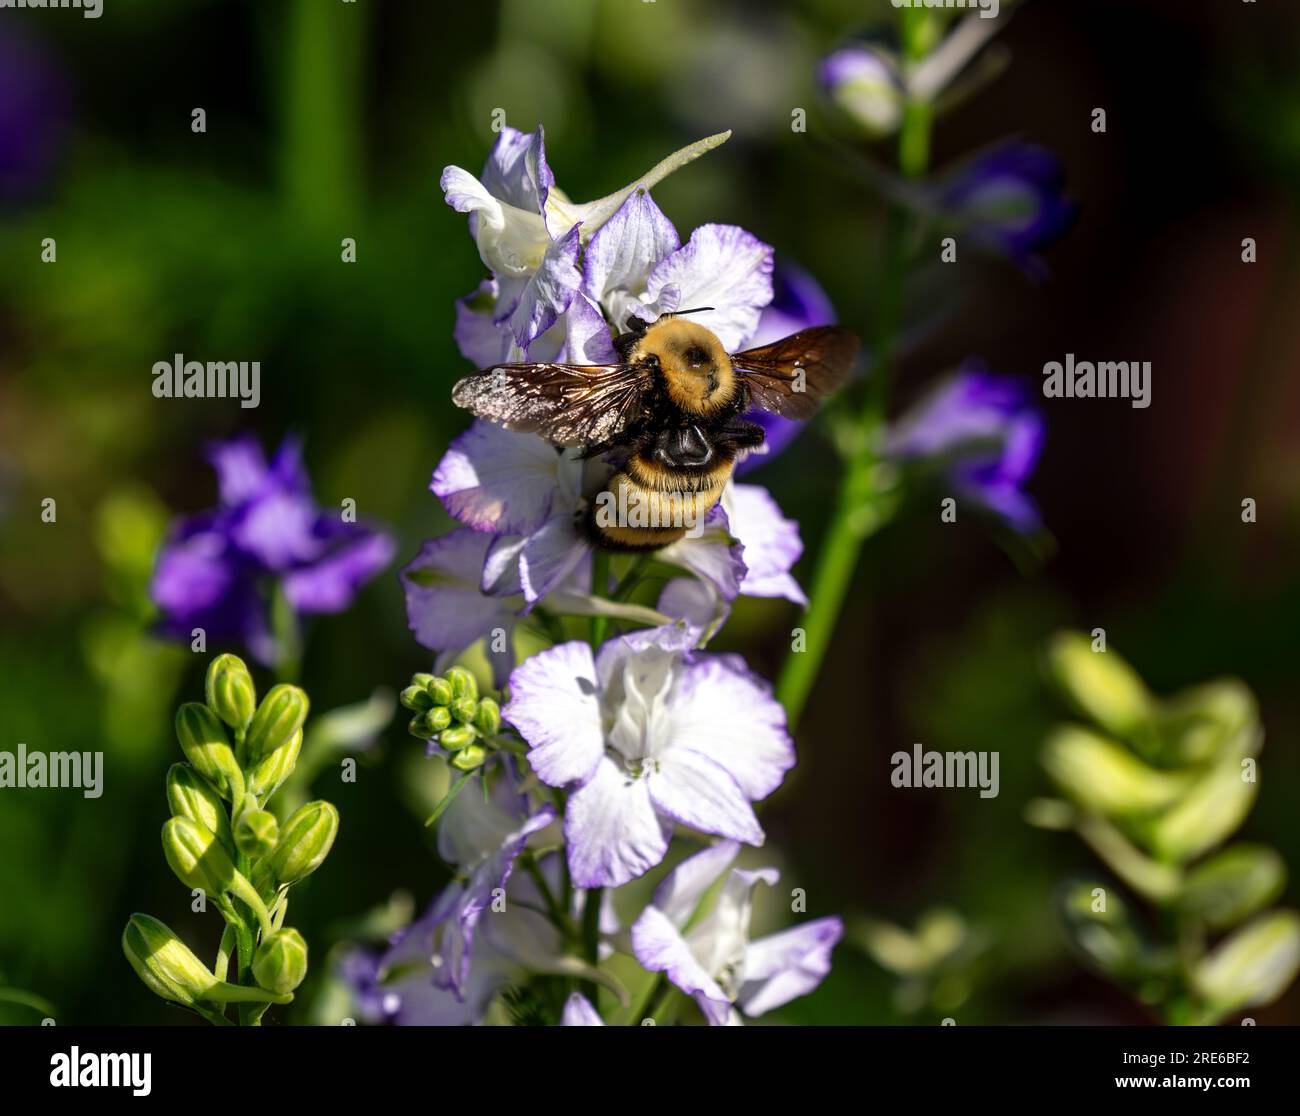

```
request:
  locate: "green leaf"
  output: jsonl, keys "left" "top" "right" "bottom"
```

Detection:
{"left": 1177, "top": 845, "right": 1286, "bottom": 930}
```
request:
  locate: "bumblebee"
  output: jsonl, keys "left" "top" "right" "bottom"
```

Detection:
{"left": 452, "top": 312, "right": 859, "bottom": 550}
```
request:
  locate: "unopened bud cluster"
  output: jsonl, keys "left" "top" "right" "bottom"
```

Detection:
{"left": 1033, "top": 632, "right": 1300, "bottom": 1024}
{"left": 401, "top": 666, "right": 501, "bottom": 772}
{"left": 123, "top": 654, "right": 340, "bottom": 1023}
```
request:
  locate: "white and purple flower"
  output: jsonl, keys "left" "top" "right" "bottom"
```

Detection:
{"left": 631, "top": 840, "right": 843, "bottom": 1025}
{"left": 425, "top": 759, "right": 556, "bottom": 999}
{"left": 442, "top": 125, "right": 732, "bottom": 360}
{"left": 150, "top": 435, "right": 396, "bottom": 664}
{"left": 884, "top": 363, "right": 1045, "bottom": 533}
{"left": 504, "top": 627, "right": 795, "bottom": 888}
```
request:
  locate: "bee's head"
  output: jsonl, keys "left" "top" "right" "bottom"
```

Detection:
{"left": 637, "top": 317, "right": 735, "bottom": 416}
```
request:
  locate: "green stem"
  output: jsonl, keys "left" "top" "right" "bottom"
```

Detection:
{"left": 589, "top": 550, "right": 611, "bottom": 647}
{"left": 580, "top": 886, "right": 603, "bottom": 1005}
{"left": 279, "top": 0, "right": 365, "bottom": 228}
{"left": 524, "top": 855, "right": 575, "bottom": 941}
{"left": 775, "top": 37, "right": 934, "bottom": 731}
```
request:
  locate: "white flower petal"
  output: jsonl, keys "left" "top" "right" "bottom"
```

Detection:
{"left": 565, "top": 758, "right": 672, "bottom": 887}
{"left": 666, "top": 654, "right": 794, "bottom": 800}
{"left": 630, "top": 906, "right": 733, "bottom": 1026}
{"left": 649, "top": 748, "right": 764, "bottom": 845}
{"left": 583, "top": 190, "right": 680, "bottom": 329}
{"left": 651, "top": 840, "right": 742, "bottom": 929}
{"left": 432, "top": 422, "right": 564, "bottom": 536}
{"left": 561, "top": 992, "right": 605, "bottom": 1026}
{"left": 644, "top": 224, "right": 774, "bottom": 351}
{"left": 504, "top": 641, "right": 605, "bottom": 788}
{"left": 737, "top": 917, "right": 844, "bottom": 1017}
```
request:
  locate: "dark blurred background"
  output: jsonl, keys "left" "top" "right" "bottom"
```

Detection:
{"left": 2, "top": 0, "right": 1298, "bottom": 1025}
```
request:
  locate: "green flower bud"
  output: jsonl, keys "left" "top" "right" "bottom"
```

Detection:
{"left": 1178, "top": 845, "right": 1286, "bottom": 931}
{"left": 165, "top": 763, "right": 233, "bottom": 853}
{"left": 408, "top": 712, "right": 435, "bottom": 740}
{"left": 162, "top": 816, "right": 273, "bottom": 934}
{"left": 245, "top": 684, "right": 310, "bottom": 765}
{"left": 400, "top": 684, "right": 434, "bottom": 712}
{"left": 1047, "top": 632, "right": 1154, "bottom": 739}
{"left": 245, "top": 728, "right": 302, "bottom": 801}
{"left": 450, "top": 743, "right": 487, "bottom": 771}
{"left": 252, "top": 928, "right": 309, "bottom": 994}
{"left": 1193, "top": 910, "right": 1300, "bottom": 1016}
{"left": 474, "top": 697, "right": 501, "bottom": 736}
{"left": 411, "top": 672, "right": 436, "bottom": 690}
{"left": 1060, "top": 881, "right": 1149, "bottom": 981}
{"left": 451, "top": 696, "right": 478, "bottom": 724}
{"left": 259, "top": 801, "right": 339, "bottom": 889}
{"left": 122, "top": 914, "right": 219, "bottom": 1008}
{"left": 235, "top": 807, "right": 280, "bottom": 859}
{"left": 439, "top": 724, "right": 476, "bottom": 751}
{"left": 1147, "top": 734, "right": 1260, "bottom": 863}
{"left": 122, "top": 914, "right": 292, "bottom": 1008}
{"left": 428, "top": 675, "right": 454, "bottom": 706}
{"left": 1041, "top": 726, "right": 1190, "bottom": 817}
{"left": 162, "top": 815, "right": 236, "bottom": 894}
{"left": 446, "top": 666, "right": 478, "bottom": 703}
{"left": 175, "top": 703, "right": 244, "bottom": 802}
{"left": 204, "top": 653, "right": 257, "bottom": 733}
{"left": 427, "top": 706, "right": 452, "bottom": 732}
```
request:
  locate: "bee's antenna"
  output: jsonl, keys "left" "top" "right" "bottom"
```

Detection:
{"left": 664, "top": 306, "right": 715, "bottom": 318}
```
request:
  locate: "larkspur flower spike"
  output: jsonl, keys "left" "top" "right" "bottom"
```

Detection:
{"left": 124, "top": 654, "right": 340, "bottom": 1024}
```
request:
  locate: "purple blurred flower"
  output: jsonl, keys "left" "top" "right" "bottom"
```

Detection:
{"left": 631, "top": 840, "right": 844, "bottom": 1025}
{"left": 504, "top": 627, "right": 794, "bottom": 888}
{"left": 0, "top": 29, "right": 71, "bottom": 202}
{"left": 735, "top": 260, "right": 839, "bottom": 475}
{"left": 151, "top": 435, "right": 396, "bottom": 664}
{"left": 818, "top": 43, "right": 904, "bottom": 137}
{"left": 937, "top": 142, "right": 1076, "bottom": 280}
{"left": 884, "top": 364, "right": 1045, "bottom": 532}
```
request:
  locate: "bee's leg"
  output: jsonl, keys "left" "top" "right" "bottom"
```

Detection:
{"left": 713, "top": 418, "right": 767, "bottom": 451}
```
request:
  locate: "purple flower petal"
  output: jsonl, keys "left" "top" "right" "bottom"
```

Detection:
{"left": 645, "top": 224, "right": 774, "bottom": 351}
{"left": 401, "top": 530, "right": 521, "bottom": 687}
{"left": 518, "top": 512, "right": 591, "bottom": 605}
{"left": 479, "top": 125, "right": 553, "bottom": 217}
{"left": 727, "top": 485, "right": 806, "bottom": 605}
{"left": 282, "top": 524, "right": 395, "bottom": 614}
{"left": 885, "top": 363, "right": 1045, "bottom": 532}
{"left": 583, "top": 189, "right": 680, "bottom": 331}
{"left": 631, "top": 905, "right": 734, "bottom": 1026}
{"left": 454, "top": 279, "right": 508, "bottom": 367}
{"left": 503, "top": 223, "right": 582, "bottom": 353}
{"left": 658, "top": 505, "right": 746, "bottom": 601}
{"left": 432, "top": 422, "right": 567, "bottom": 536}
{"left": 737, "top": 917, "right": 844, "bottom": 1017}
{"left": 561, "top": 992, "right": 605, "bottom": 1026}
{"left": 205, "top": 435, "right": 269, "bottom": 507}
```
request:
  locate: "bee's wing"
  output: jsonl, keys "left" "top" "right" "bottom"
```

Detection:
{"left": 451, "top": 361, "right": 653, "bottom": 447}
{"left": 731, "top": 326, "right": 859, "bottom": 420}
